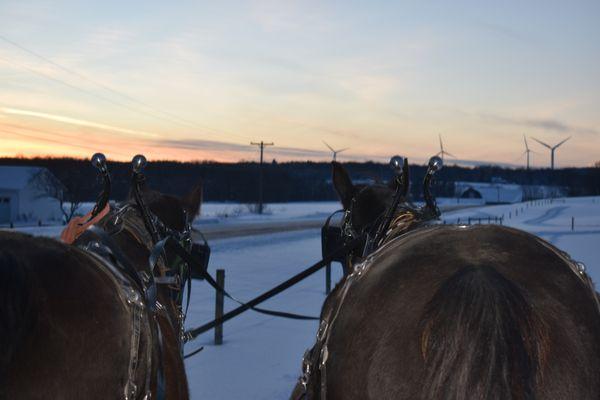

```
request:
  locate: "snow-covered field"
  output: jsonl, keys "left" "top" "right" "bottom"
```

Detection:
{"left": 442, "top": 196, "right": 600, "bottom": 280}
{"left": 199, "top": 201, "right": 340, "bottom": 223}
{"left": 3, "top": 201, "right": 343, "bottom": 238}
{"left": 184, "top": 196, "right": 600, "bottom": 399}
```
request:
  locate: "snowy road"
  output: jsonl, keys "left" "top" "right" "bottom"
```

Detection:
{"left": 185, "top": 196, "right": 600, "bottom": 399}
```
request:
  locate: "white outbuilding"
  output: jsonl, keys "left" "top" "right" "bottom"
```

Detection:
{"left": 0, "top": 166, "right": 63, "bottom": 224}
{"left": 454, "top": 181, "right": 524, "bottom": 204}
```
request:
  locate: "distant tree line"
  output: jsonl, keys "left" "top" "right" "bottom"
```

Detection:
{"left": 1, "top": 157, "right": 599, "bottom": 204}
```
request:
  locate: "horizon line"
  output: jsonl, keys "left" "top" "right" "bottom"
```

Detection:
{"left": 0, "top": 154, "right": 595, "bottom": 170}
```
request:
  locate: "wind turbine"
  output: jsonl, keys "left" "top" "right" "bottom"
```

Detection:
{"left": 531, "top": 136, "right": 570, "bottom": 170}
{"left": 436, "top": 134, "right": 455, "bottom": 162}
{"left": 323, "top": 141, "right": 349, "bottom": 161}
{"left": 520, "top": 135, "right": 535, "bottom": 170}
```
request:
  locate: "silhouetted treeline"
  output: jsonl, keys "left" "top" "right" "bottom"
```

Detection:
{"left": 1, "top": 157, "right": 599, "bottom": 203}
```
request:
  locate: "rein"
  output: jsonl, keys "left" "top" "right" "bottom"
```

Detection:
{"left": 182, "top": 236, "right": 365, "bottom": 346}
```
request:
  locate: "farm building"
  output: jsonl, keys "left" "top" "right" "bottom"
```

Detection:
{"left": 454, "top": 181, "right": 523, "bottom": 204}
{"left": 0, "top": 166, "right": 63, "bottom": 224}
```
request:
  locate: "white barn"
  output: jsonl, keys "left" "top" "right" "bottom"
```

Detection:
{"left": 454, "top": 181, "right": 523, "bottom": 204}
{"left": 0, "top": 166, "right": 63, "bottom": 224}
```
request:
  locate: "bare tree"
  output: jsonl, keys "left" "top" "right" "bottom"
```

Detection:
{"left": 31, "top": 170, "right": 81, "bottom": 223}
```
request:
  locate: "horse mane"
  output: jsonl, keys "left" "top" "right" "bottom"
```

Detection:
{"left": 419, "top": 265, "right": 547, "bottom": 400}
{"left": 0, "top": 242, "right": 37, "bottom": 384}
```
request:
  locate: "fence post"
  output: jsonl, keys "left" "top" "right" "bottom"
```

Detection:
{"left": 215, "top": 269, "right": 225, "bottom": 345}
{"left": 571, "top": 217, "right": 574, "bottom": 231}
{"left": 325, "top": 263, "right": 331, "bottom": 295}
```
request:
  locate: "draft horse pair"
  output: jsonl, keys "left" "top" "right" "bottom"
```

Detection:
{"left": 1, "top": 153, "right": 599, "bottom": 400}
{"left": 292, "top": 156, "right": 600, "bottom": 399}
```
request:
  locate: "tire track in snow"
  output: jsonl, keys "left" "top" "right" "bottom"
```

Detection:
{"left": 523, "top": 206, "right": 569, "bottom": 226}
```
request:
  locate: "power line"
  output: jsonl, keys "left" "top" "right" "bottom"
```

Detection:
{"left": 1, "top": 121, "right": 134, "bottom": 148}
{"left": 0, "top": 34, "right": 251, "bottom": 141}
{"left": 0, "top": 34, "right": 192, "bottom": 126}
{"left": 0, "top": 36, "right": 351, "bottom": 161}
{"left": 0, "top": 123, "right": 132, "bottom": 157}
{"left": 1, "top": 129, "right": 124, "bottom": 155}
{"left": 0, "top": 54, "right": 176, "bottom": 125}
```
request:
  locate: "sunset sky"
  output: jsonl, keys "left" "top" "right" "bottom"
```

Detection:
{"left": 0, "top": 0, "right": 598, "bottom": 167}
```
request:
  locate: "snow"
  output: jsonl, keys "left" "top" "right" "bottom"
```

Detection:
{"left": 184, "top": 230, "right": 336, "bottom": 399}
{"left": 2, "top": 202, "right": 342, "bottom": 233}
{"left": 442, "top": 196, "right": 600, "bottom": 282}
{"left": 184, "top": 196, "right": 600, "bottom": 399}
{"left": 200, "top": 201, "right": 341, "bottom": 220}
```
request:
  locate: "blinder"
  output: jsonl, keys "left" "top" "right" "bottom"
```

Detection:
{"left": 189, "top": 241, "right": 211, "bottom": 280}
{"left": 321, "top": 210, "right": 347, "bottom": 267}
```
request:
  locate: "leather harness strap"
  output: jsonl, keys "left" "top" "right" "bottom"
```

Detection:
{"left": 82, "top": 248, "right": 154, "bottom": 400}
{"left": 75, "top": 203, "right": 192, "bottom": 400}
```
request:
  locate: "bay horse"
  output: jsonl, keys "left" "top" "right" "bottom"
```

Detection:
{"left": 292, "top": 159, "right": 600, "bottom": 399}
{"left": 0, "top": 179, "right": 202, "bottom": 399}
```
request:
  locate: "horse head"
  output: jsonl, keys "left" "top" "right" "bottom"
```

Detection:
{"left": 332, "top": 155, "right": 443, "bottom": 263}
{"left": 81, "top": 154, "right": 203, "bottom": 343}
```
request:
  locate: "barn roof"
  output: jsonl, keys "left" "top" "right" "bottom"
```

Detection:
{"left": 0, "top": 166, "right": 47, "bottom": 190}
{"left": 454, "top": 181, "right": 522, "bottom": 190}
{"left": 454, "top": 181, "right": 523, "bottom": 204}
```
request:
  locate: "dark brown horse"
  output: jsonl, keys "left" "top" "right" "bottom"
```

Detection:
{"left": 0, "top": 182, "right": 202, "bottom": 399}
{"left": 292, "top": 160, "right": 600, "bottom": 399}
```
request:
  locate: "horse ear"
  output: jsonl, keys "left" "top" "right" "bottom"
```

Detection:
{"left": 182, "top": 182, "right": 203, "bottom": 221}
{"left": 332, "top": 162, "right": 355, "bottom": 209}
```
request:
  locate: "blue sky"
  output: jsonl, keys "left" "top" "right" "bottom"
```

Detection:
{"left": 0, "top": 0, "right": 598, "bottom": 166}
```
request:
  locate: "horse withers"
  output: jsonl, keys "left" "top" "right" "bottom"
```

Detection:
{"left": 0, "top": 156, "right": 203, "bottom": 400}
{"left": 293, "top": 159, "right": 600, "bottom": 399}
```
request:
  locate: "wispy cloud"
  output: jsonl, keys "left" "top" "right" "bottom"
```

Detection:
{"left": 0, "top": 106, "right": 159, "bottom": 138}
{"left": 155, "top": 138, "right": 337, "bottom": 160}
{"left": 478, "top": 112, "right": 598, "bottom": 136}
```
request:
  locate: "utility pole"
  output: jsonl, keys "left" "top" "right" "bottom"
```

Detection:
{"left": 250, "top": 141, "right": 274, "bottom": 214}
